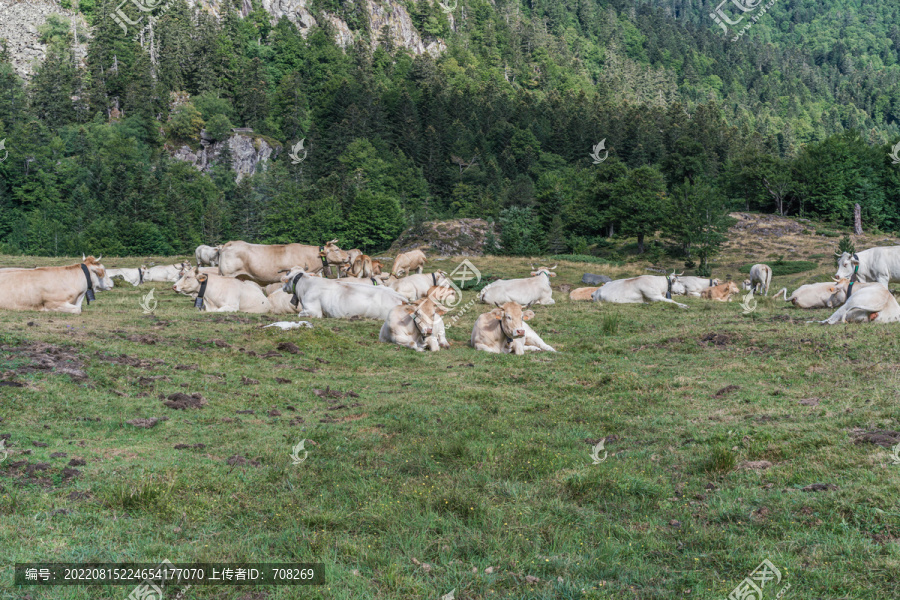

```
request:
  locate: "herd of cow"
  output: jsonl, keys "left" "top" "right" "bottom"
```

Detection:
{"left": 2, "top": 242, "right": 899, "bottom": 354}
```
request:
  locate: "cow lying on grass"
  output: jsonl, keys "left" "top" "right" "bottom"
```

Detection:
{"left": 0, "top": 256, "right": 113, "bottom": 313}
{"left": 380, "top": 295, "right": 449, "bottom": 351}
{"left": 478, "top": 266, "right": 556, "bottom": 306}
{"left": 677, "top": 276, "right": 720, "bottom": 297}
{"left": 470, "top": 302, "right": 556, "bottom": 354}
{"left": 569, "top": 287, "right": 598, "bottom": 301}
{"left": 819, "top": 284, "right": 900, "bottom": 324}
{"left": 280, "top": 267, "right": 406, "bottom": 319}
{"left": 107, "top": 266, "right": 149, "bottom": 287}
{"left": 591, "top": 274, "right": 688, "bottom": 308}
{"left": 173, "top": 268, "right": 271, "bottom": 313}
{"left": 700, "top": 281, "right": 740, "bottom": 302}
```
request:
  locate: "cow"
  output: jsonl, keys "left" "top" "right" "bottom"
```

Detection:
{"left": 0, "top": 256, "right": 113, "bottom": 313}
{"left": 478, "top": 265, "right": 556, "bottom": 306}
{"left": 339, "top": 249, "right": 364, "bottom": 277}
{"left": 344, "top": 254, "right": 376, "bottom": 279}
{"left": 267, "top": 289, "right": 303, "bottom": 315}
{"left": 219, "top": 240, "right": 350, "bottom": 285}
{"left": 582, "top": 273, "right": 612, "bottom": 285}
{"left": 744, "top": 264, "right": 772, "bottom": 296}
{"left": 470, "top": 301, "right": 556, "bottom": 354}
{"left": 195, "top": 244, "right": 221, "bottom": 267}
{"left": 372, "top": 260, "right": 384, "bottom": 275}
{"left": 782, "top": 278, "right": 878, "bottom": 309}
{"left": 819, "top": 284, "right": 900, "bottom": 324}
{"left": 107, "top": 266, "right": 149, "bottom": 287}
{"left": 379, "top": 296, "right": 448, "bottom": 351}
{"left": 591, "top": 274, "right": 688, "bottom": 308}
{"left": 385, "top": 271, "right": 453, "bottom": 302}
{"left": 391, "top": 249, "right": 427, "bottom": 277}
{"left": 569, "top": 287, "right": 598, "bottom": 301}
{"left": 700, "top": 281, "right": 740, "bottom": 302}
{"left": 835, "top": 248, "right": 900, "bottom": 289}
{"left": 677, "top": 276, "right": 721, "bottom": 297}
{"left": 144, "top": 262, "right": 191, "bottom": 283}
{"left": 173, "top": 268, "right": 271, "bottom": 313}
{"left": 280, "top": 267, "right": 406, "bottom": 320}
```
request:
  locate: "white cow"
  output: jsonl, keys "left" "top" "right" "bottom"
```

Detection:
{"left": 106, "top": 267, "right": 149, "bottom": 286}
{"left": 144, "top": 262, "right": 191, "bottom": 283}
{"left": 195, "top": 245, "right": 221, "bottom": 267}
{"left": 379, "top": 296, "right": 449, "bottom": 351}
{"left": 835, "top": 247, "right": 900, "bottom": 288}
{"left": 470, "top": 301, "right": 556, "bottom": 354}
{"left": 676, "top": 276, "right": 720, "bottom": 297}
{"left": 280, "top": 268, "right": 406, "bottom": 319}
{"left": 819, "top": 284, "right": 900, "bottom": 324}
{"left": 173, "top": 268, "right": 271, "bottom": 313}
{"left": 478, "top": 266, "right": 556, "bottom": 305}
{"left": 591, "top": 274, "right": 688, "bottom": 308}
{"left": 744, "top": 264, "right": 772, "bottom": 296}
{"left": 384, "top": 271, "right": 452, "bottom": 301}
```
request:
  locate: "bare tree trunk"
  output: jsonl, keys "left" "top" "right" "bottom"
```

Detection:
{"left": 854, "top": 203, "right": 863, "bottom": 235}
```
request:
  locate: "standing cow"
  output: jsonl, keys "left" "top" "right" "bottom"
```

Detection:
{"left": 835, "top": 247, "right": 900, "bottom": 288}
{"left": 195, "top": 245, "right": 221, "bottom": 267}
{"left": 219, "top": 240, "right": 350, "bottom": 285}
{"left": 391, "top": 249, "right": 427, "bottom": 277}
{"left": 743, "top": 264, "right": 772, "bottom": 296}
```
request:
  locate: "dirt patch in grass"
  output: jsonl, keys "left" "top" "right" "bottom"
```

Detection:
{"left": 313, "top": 387, "right": 359, "bottom": 399}
{"left": 851, "top": 429, "right": 900, "bottom": 448}
{"left": 163, "top": 393, "right": 206, "bottom": 410}
{"left": 227, "top": 455, "right": 261, "bottom": 467}
{"left": 699, "top": 333, "right": 734, "bottom": 347}
{"left": 97, "top": 353, "right": 165, "bottom": 369}
{"left": 713, "top": 385, "right": 740, "bottom": 398}
{"left": 1, "top": 342, "right": 87, "bottom": 380}
{"left": 126, "top": 417, "right": 169, "bottom": 428}
{"left": 276, "top": 342, "right": 303, "bottom": 354}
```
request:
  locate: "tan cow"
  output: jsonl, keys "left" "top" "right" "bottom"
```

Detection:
{"left": 345, "top": 254, "right": 376, "bottom": 278}
{"left": 218, "top": 240, "right": 350, "bottom": 284}
{"left": 0, "top": 256, "right": 113, "bottom": 313}
{"left": 470, "top": 302, "right": 556, "bottom": 355}
{"left": 569, "top": 287, "right": 599, "bottom": 301}
{"left": 700, "top": 281, "right": 741, "bottom": 302}
{"left": 173, "top": 268, "right": 271, "bottom": 313}
{"left": 379, "top": 296, "right": 448, "bottom": 351}
{"left": 340, "top": 249, "right": 364, "bottom": 277}
{"left": 372, "top": 260, "right": 384, "bottom": 275}
{"left": 267, "top": 289, "right": 302, "bottom": 314}
{"left": 391, "top": 249, "right": 427, "bottom": 277}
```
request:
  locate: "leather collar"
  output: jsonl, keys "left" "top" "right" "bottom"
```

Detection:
{"left": 194, "top": 278, "right": 208, "bottom": 309}
{"left": 80, "top": 264, "right": 95, "bottom": 304}
{"left": 289, "top": 272, "right": 304, "bottom": 307}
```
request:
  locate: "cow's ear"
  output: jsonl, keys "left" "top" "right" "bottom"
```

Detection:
{"left": 548, "top": 272, "right": 556, "bottom": 277}
{"left": 198, "top": 274, "right": 208, "bottom": 282}
{"left": 523, "top": 310, "right": 535, "bottom": 321}
{"left": 435, "top": 307, "right": 448, "bottom": 316}
{"left": 828, "top": 286, "right": 836, "bottom": 293}
{"left": 490, "top": 308, "right": 504, "bottom": 319}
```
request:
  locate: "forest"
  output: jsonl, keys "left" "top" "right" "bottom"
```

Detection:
{"left": 1, "top": 0, "right": 899, "bottom": 265}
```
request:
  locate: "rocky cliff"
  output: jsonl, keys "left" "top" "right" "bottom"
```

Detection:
{"left": 172, "top": 132, "right": 282, "bottom": 183}
{"left": 0, "top": 0, "right": 88, "bottom": 79}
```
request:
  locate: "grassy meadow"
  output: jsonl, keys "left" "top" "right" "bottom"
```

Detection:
{"left": 3, "top": 217, "right": 900, "bottom": 599}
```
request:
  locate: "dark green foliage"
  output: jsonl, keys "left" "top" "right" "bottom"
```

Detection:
{"left": 838, "top": 235, "right": 856, "bottom": 259}
{"left": 739, "top": 261, "right": 818, "bottom": 276}
{"left": 4, "top": 0, "right": 900, "bottom": 255}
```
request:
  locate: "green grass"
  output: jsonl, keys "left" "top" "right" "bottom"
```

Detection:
{"left": 0, "top": 254, "right": 899, "bottom": 599}
{"left": 739, "top": 261, "right": 819, "bottom": 276}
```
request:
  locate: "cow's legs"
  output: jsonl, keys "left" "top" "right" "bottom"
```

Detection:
{"left": 650, "top": 296, "right": 689, "bottom": 309}
{"left": 473, "top": 343, "right": 502, "bottom": 353}
{"left": 55, "top": 302, "right": 83, "bottom": 314}
{"left": 524, "top": 327, "right": 556, "bottom": 352}
{"left": 296, "top": 306, "right": 323, "bottom": 318}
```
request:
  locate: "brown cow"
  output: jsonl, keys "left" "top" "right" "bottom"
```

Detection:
{"left": 391, "top": 249, "right": 427, "bottom": 277}
{"left": 218, "top": 240, "right": 350, "bottom": 284}
{"left": 470, "top": 302, "right": 556, "bottom": 355}
{"left": 0, "top": 256, "right": 113, "bottom": 313}
{"left": 569, "top": 287, "right": 599, "bottom": 301}
{"left": 700, "top": 281, "right": 741, "bottom": 302}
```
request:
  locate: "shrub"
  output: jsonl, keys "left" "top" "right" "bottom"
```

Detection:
{"left": 204, "top": 114, "right": 234, "bottom": 141}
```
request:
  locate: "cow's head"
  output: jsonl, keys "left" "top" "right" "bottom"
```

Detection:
{"left": 834, "top": 252, "right": 859, "bottom": 280}
{"left": 280, "top": 267, "right": 309, "bottom": 294}
{"left": 372, "top": 260, "right": 384, "bottom": 275}
{"left": 425, "top": 284, "right": 456, "bottom": 307}
{"left": 491, "top": 301, "right": 534, "bottom": 355}
{"left": 409, "top": 297, "right": 447, "bottom": 340}
{"left": 84, "top": 255, "right": 114, "bottom": 291}
{"left": 726, "top": 282, "right": 740, "bottom": 296}
{"left": 668, "top": 273, "right": 687, "bottom": 296}
{"left": 173, "top": 268, "right": 204, "bottom": 294}
{"left": 322, "top": 240, "right": 350, "bottom": 265}
{"left": 531, "top": 264, "right": 557, "bottom": 278}
{"left": 742, "top": 279, "right": 752, "bottom": 290}
{"left": 712, "top": 278, "right": 721, "bottom": 286}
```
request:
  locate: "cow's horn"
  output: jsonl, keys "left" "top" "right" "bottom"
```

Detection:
{"left": 551, "top": 264, "right": 557, "bottom": 270}
{"left": 525, "top": 301, "right": 534, "bottom": 309}
{"left": 494, "top": 302, "right": 503, "bottom": 309}
{"left": 82, "top": 253, "right": 86, "bottom": 261}
{"left": 97, "top": 254, "right": 102, "bottom": 261}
